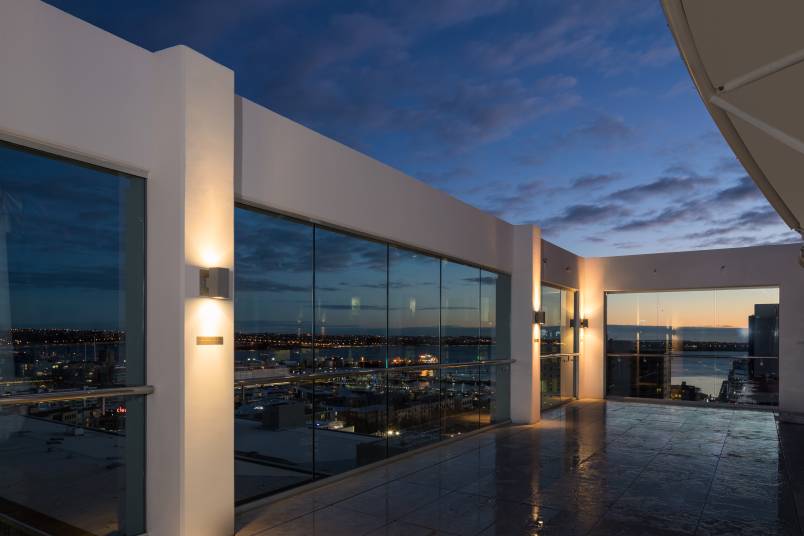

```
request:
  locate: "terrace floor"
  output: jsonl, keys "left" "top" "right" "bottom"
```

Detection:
{"left": 236, "top": 400, "right": 804, "bottom": 536}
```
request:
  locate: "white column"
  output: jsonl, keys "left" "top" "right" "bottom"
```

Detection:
{"left": 578, "top": 258, "right": 605, "bottom": 399}
{"left": 510, "top": 225, "right": 541, "bottom": 423}
{"left": 148, "top": 45, "right": 235, "bottom": 536}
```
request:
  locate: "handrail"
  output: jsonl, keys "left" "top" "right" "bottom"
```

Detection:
{"left": 235, "top": 359, "right": 515, "bottom": 387}
{"left": 540, "top": 353, "right": 580, "bottom": 359}
{"left": 606, "top": 353, "right": 778, "bottom": 359}
{"left": 0, "top": 385, "right": 155, "bottom": 406}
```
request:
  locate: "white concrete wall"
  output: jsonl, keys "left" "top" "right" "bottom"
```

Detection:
{"left": 582, "top": 244, "right": 804, "bottom": 416}
{"left": 0, "top": 3, "right": 235, "bottom": 535}
{"left": 510, "top": 225, "right": 541, "bottom": 423}
{"left": 542, "top": 240, "right": 581, "bottom": 290}
{"left": 0, "top": 0, "right": 153, "bottom": 174}
{"left": 236, "top": 97, "right": 514, "bottom": 273}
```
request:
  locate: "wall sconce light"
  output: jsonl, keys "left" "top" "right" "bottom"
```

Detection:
{"left": 580, "top": 318, "right": 589, "bottom": 329}
{"left": 199, "top": 267, "right": 231, "bottom": 299}
{"left": 534, "top": 310, "right": 546, "bottom": 324}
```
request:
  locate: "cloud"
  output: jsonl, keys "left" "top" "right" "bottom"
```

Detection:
{"left": 512, "top": 154, "right": 544, "bottom": 167}
{"left": 558, "top": 114, "right": 635, "bottom": 148}
{"left": 711, "top": 176, "right": 763, "bottom": 205}
{"left": 540, "top": 203, "right": 632, "bottom": 235}
{"left": 612, "top": 241, "right": 641, "bottom": 249}
{"left": 571, "top": 173, "right": 621, "bottom": 189}
{"left": 712, "top": 156, "right": 744, "bottom": 175}
{"left": 662, "top": 78, "right": 694, "bottom": 99}
{"left": 468, "top": 1, "right": 663, "bottom": 75}
{"left": 735, "top": 207, "right": 783, "bottom": 228}
{"left": 611, "top": 200, "right": 706, "bottom": 232}
{"left": 515, "top": 114, "right": 635, "bottom": 165}
{"left": 534, "top": 75, "right": 578, "bottom": 92}
{"left": 663, "top": 164, "right": 695, "bottom": 176}
{"left": 478, "top": 172, "right": 623, "bottom": 219}
{"left": 679, "top": 207, "right": 785, "bottom": 243}
{"left": 395, "top": 0, "right": 512, "bottom": 30}
{"left": 416, "top": 166, "right": 474, "bottom": 186}
{"left": 606, "top": 176, "right": 716, "bottom": 203}
{"left": 689, "top": 233, "right": 800, "bottom": 249}
{"left": 235, "top": 277, "right": 311, "bottom": 293}
{"left": 656, "top": 130, "right": 726, "bottom": 158}
{"left": 396, "top": 78, "right": 581, "bottom": 153}
{"left": 611, "top": 86, "right": 645, "bottom": 98}
{"left": 10, "top": 269, "right": 120, "bottom": 291}
{"left": 482, "top": 179, "right": 544, "bottom": 217}
{"left": 634, "top": 43, "right": 679, "bottom": 68}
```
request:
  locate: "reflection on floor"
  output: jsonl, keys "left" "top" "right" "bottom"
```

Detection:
{"left": 236, "top": 400, "right": 804, "bottom": 536}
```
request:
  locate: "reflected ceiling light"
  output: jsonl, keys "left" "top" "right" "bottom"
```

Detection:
{"left": 199, "top": 267, "right": 231, "bottom": 299}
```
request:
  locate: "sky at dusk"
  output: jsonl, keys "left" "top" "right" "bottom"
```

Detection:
{"left": 606, "top": 287, "right": 780, "bottom": 330}
{"left": 45, "top": 0, "right": 802, "bottom": 256}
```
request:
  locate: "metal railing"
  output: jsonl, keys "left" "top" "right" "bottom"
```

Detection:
{"left": 606, "top": 352, "right": 778, "bottom": 359}
{"left": 605, "top": 352, "right": 779, "bottom": 407}
{"left": 540, "top": 352, "right": 579, "bottom": 359}
{"left": 235, "top": 359, "right": 515, "bottom": 387}
{"left": 540, "top": 353, "right": 578, "bottom": 410}
{"left": 0, "top": 385, "right": 155, "bottom": 406}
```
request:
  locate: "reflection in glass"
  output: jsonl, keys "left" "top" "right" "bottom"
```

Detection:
{"left": 541, "top": 355, "right": 578, "bottom": 410}
{"left": 480, "top": 270, "right": 512, "bottom": 360}
{"left": 441, "top": 260, "right": 480, "bottom": 364}
{"left": 0, "top": 396, "right": 145, "bottom": 535}
{"left": 540, "top": 285, "right": 576, "bottom": 355}
{"left": 442, "top": 365, "right": 480, "bottom": 437}
{"left": 541, "top": 286, "right": 562, "bottom": 355}
{"left": 314, "top": 373, "right": 387, "bottom": 475}
{"left": 235, "top": 208, "right": 314, "bottom": 376}
{"left": 479, "top": 362, "right": 511, "bottom": 426}
{"left": 234, "top": 380, "right": 314, "bottom": 504}
{"left": 540, "top": 284, "right": 577, "bottom": 410}
{"left": 0, "top": 141, "right": 145, "bottom": 394}
{"left": 605, "top": 288, "right": 780, "bottom": 405}
{"left": 0, "top": 142, "right": 146, "bottom": 534}
{"left": 388, "top": 368, "right": 441, "bottom": 452}
{"left": 388, "top": 247, "right": 439, "bottom": 366}
{"left": 233, "top": 207, "right": 512, "bottom": 504}
{"left": 315, "top": 229, "right": 387, "bottom": 370}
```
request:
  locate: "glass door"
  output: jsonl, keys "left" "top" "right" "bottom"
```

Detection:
{"left": 540, "top": 284, "right": 578, "bottom": 410}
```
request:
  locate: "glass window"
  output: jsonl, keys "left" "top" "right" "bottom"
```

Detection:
{"left": 605, "top": 287, "right": 780, "bottom": 405}
{"left": 0, "top": 142, "right": 145, "bottom": 534}
{"left": 387, "top": 367, "right": 441, "bottom": 452}
{"left": 441, "top": 260, "right": 480, "bottom": 364}
{"left": 235, "top": 208, "right": 314, "bottom": 376}
{"left": 479, "top": 271, "right": 510, "bottom": 424}
{"left": 233, "top": 207, "right": 512, "bottom": 503}
{"left": 314, "top": 373, "right": 387, "bottom": 475}
{"left": 234, "top": 379, "right": 314, "bottom": 503}
{"left": 233, "top": 208, "right": 317, "bottom": 502}
{"left": 540, "top": 284, "right": 576, "bottom": 355}
{"left": 314, "top": 229, "right": 387, "bottom": 370}
{"left": 388, "top": 246, "right": 439, "bottom": 366}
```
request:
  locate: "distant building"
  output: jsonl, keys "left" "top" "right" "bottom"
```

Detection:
{"left": 749, "top": 304, "right": 779, "bottom": 357}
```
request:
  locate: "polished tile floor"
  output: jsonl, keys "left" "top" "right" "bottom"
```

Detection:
{"left": 236, "top": 401, "right": 803, "bottom": 536}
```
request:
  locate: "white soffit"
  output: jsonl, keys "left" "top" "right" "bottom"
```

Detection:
{"left": 662, "top": 0, "right": 804, "bottom": 232}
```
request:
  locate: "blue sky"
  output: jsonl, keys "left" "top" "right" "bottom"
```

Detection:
{"left": 46, "top": 0, "right": 801, "bottom": 256}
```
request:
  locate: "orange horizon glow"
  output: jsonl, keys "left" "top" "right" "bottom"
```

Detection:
{"left": 606, "top": 287, "right": 779, "bottom": 329}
